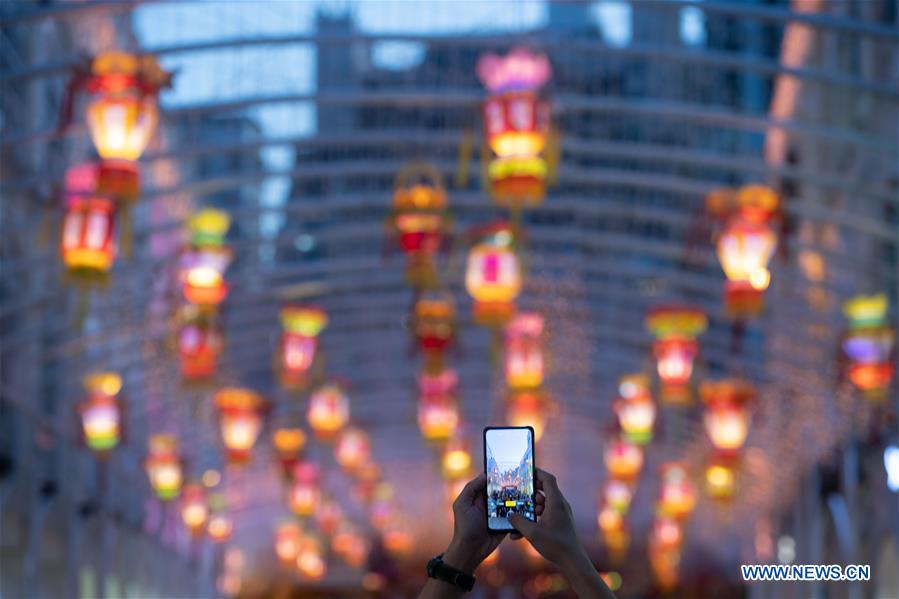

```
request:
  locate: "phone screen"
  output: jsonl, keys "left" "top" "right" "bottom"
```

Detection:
{"left": 484, "top": 426, "right": 536, "bottom": 532}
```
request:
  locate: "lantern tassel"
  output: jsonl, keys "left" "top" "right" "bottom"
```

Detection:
{"left": 454, "top": 130, "right": 474, "bottom": 189}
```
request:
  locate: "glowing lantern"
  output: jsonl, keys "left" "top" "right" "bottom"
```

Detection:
{"left": 707, "top": 185, "right": 779, "bottom": 319}
{"left": 842, "top": 294, "right": 895, "bottom": 401}
{"left": 207, "top": 500, "right": 233, "bottom": 543}
{"left": 352, "top": 462, "right": 382, "bottom": 505}
{"left": 477, "top": 48, "right": 552, "bottom": 208}
{"left": 335, "top": 427, "right": 370, "bottom": 472}
{"left": 645, "top": 306, "right": 707, "bottom": 404}
{"left": 145, "top": 434, "right": 182, "bottom": 500}
{"left": 61, "top": 164, "right": 117, "bottom": 280}
{"left": 296, "top": 536, "right": 326, "bottom": 581}
{"left": 505, "top": 391, "right": 552, "bottom": 442}
{"left": 705, "top": 459, "right": 736, "bottom": 501}
{"left": 278, "top": 305, "right": 327, "bottom": 388}
{"left": 389, "top": 163, "right": 451, "bottom": 288}
{"left": 176, "top": 305, "right": 223, "bottom": 381}
{"left": 652, "top": 517, "right": 683, "bottom": 551}
{"left": 334, "top": 523, "right": 368, "bottom": 568}
{"left": 465, "top": 223, "right": 522, "bottom": 327}
{"left": 602, "top": 479, "right": 634, "bottom": 514}
{"left": 272, "top": 427, "right": 306, "bottom": 480}
{"left": 384, "top": 519, "right": 414, "bottom": 555}
{"left": 307, "top": 382, "right": 349, "bottom": 439}
{"left": 370, "top": 483, "right": 395, "bottom": 531}
{"left": 413, "top": 294, "right": 456, "bottom": 368}
{"left": 504, "top": 313, "right": 545, "bottom": 390}
{"left": 598, "top": 503, "right": 630, "bottom": 558}
{"left": 181, "top": 209, "right": 233, "bottom": 307}
{"left": 604, "top": 437, "right": 643, "bottom": 482}
{"left": 649, "top": 541, "right": 680, "bottom": 592}
{"left": 315, "top": 500, "right": 342, "bottom": 537}
{"left": 442, "top": 436, "right": 472, "bottom": 480}
{"left": 418, "top": 368, "right": 460, "bottom": 442}
{"left": 289, "top": 462, "right": 319, "bottom": 517}
{"left": 79, "top": 372, "right": 123, "bottom": 453}
{"left": 613, "top": 374, "right": 655, "bottom": 444}
{"left": 180, "top": 484, "right": 208, "bottom": 535}
{"left": 657, "top": 463, "right": 695, "bottom": 521}
{"left": 275, "top": 522, "right": 302, "bottom": 563}
{"left": 700, "top": 380, "right": 754, "bottom": 455}
{"left": 214, "top": 388, "right": 268, "bottom": 465}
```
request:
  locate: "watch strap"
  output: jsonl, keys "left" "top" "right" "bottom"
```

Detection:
{"left": 427, "top": 553, "right": 476, "bottom": 592}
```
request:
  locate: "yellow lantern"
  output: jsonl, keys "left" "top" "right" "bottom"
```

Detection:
{"left": 700, "top": 380, "right": 754, "bottom": 455}
{"left": 504, "top": 313, "right": 545, "bottom": 390}
{"left": 214, "top": 388, "right": 268, "bottom": 465}
{"left": 465, "top": 223, "right": 521, "bottom": 327}
{"left": 289, "top": 462, "right": 319, "bottom": 517}
{"left": 613, "top": 374, "right": 655, "bottom": 444}
{"left": 145, "top": 434, "right": 182, "bottom": 500}
{"left": 272, "top": 427, "right": 307, "bottom": 480}
{"left": 307, "top": 382, "right": 349, "bottom": 439}
{"left": 180, "top": 484, "right": 208, "bottom": 535}
{"left": 418, "top": 368, "right": 460, "bottom": 442}
{"left": 442, "top": 436, "right": 472, "bottom": 480}
{"left": 278, "top": 305, "right": 328, "bottom": 388}
{"left": 505, "top": 391, "right": 552, "bottom": 442}
{"left": 275, "top": 521, "right": 302, "bottom": 563}
{"left": 334, "top": 427, "right": 370, "bottom": 472}
{"left": 79, "top": 372, "right": 123, "bottom": 453}
{"left": 705, "top": 459, "right": 736, "bottom": 501}
{"left": 207, "top": 494, "right": 233, "bottom": 544}
{"left": 604, "top": 437, "right": 643, "bottom": 482}
{"left": 657, "top": 463, "right": 695, "bottom": 521}
{"left": 645, "top": 306, "right": 708, "bottom": 404}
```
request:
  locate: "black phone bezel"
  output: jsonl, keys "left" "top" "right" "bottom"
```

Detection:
{"left": 483, "top": 425, "right": 536, "bottom": 534}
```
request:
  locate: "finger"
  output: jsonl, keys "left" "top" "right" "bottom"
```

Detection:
{"left": 535, "top": 468, "right": 562, "bottom": 499}
{"left": 535, "top": 503, "right": 544, "bottom": 517}
{"left": 507, "top": 513, "right": 537, "bottom": 539}
{"left": 509, "top": 532, "right": 522, "bottom": 540}
{"left": 454, "top": 472, "right": 486, "bottom": 507}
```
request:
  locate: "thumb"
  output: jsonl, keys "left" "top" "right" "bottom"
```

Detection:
{"left": 508, "top": 513, "right": 537, "bottom": 539}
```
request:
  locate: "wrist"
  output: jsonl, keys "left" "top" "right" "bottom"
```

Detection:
{"left": 443, "top": 538, "right": 481, "bottom": 575}
{"left": 558, "top": 547, "right": 593, "bottom": 578}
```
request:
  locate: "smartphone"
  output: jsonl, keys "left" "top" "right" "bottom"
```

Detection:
{"left": 484, "top": 426, "right": 536, "bottom": 533}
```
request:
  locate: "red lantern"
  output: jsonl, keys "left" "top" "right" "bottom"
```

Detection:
{"left": 504, "top": 313, "right": 545, "bottom": 390}
{"left": 176, "top": 305, "right": 222, "bottom": 381}
{"left": 214, "top": 388, "right": 268, "bottom": 464}
{"left": 700, "top": 380, "right": 754, "bottom": 455}
{"left": 413, "top": 294, "right": 456, "bottom": 368}
{"left": 61, "top": 164, "right": 117, "bottom": 280}
{"left": 645, "top": 306, "right": 707, "bottom": 404}
{"left": 604, "top": 437, "right": 643, "bottom": 482}
{"left": 418, "top": 369, "right": 460, "bottom": 442}
{"left": 272, "top": 427, "right": 307, "bottom": 480}
{"left": 465, "top": 223, "right": 521, "bottom": 327}
{"left": 315, "top": 500, "right": 343, "bottom": 537}
{"left": 79, "top": 372, "right": 123, "bottom": 453}
{"left": 505, "top": 391, "right": 552, "bottom": 442}
{"left": 145, "top": 434, "right": 182, "bottom": 501}
{"left": 705, "top": 458, "right": 737, "bottom": 501}
{"left": 335, "top": 427, "right": 370, "bottom": 472}
{"left": 181, "top": 209, "right": 232, "bottom": 307}
{"left": 656, "top": 463, "right": 695, "bottom": 521}
{"left": 278, "top": 305, "right": 327, "bottom": 388}
{"left": 289, "top": 462, "right": 319, "bottom": 517}
{"left": 307, "top": 382, "right": 349, "bottom": 439}
{"left": 613, "top": 374, "right": 655, "bottom": 445}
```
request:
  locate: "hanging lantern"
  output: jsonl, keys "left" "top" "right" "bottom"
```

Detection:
{"left": 207, "top": 494, "right": 233, "bottom": 543}
{"left": 307, "top": 382, "right": 349, "bottom": 439}
{"left": 289, "top": 462, "right": 320, "bottom": 517}
{"left": 383, "top": 519, "right": 414, "bottom": 556}
{"left": 275, "top": 521, "right": 302, "bottom": 563}
{"left": 700, "top": 380, "right": 754, "bottom": 455}
{"left": 465, "top": 223, "right": 522, "bottom": 327}
{"left": 272, "top": 427, "right": 307, "bottom": 480}
{"left": 657, "top": 463, "right": 696, "bottom": 521}
{"left": 315, "top": 500, "right": 343, "bottom": 537}
{"left": 352, "top": 462, "right": 382, "bottom": 505}
{"left": 604, "top": 437, "right": 643, "bottom": 482}
{"left": 278, "top": 305, "right": 328, "bottom": 389}
{"left": 335, "top": 427, "right": 371, "bottom": 472}
{"left": 602, "top": 479, "right": 635, "bottom": 514}
{"left": 842, "top": 294, "right": 895, "bottom": 401}
{"left": 649, "top": 540, "right": 681, "bottom": 592}
{"left": 477, "top": 48, "right": 552, "bottom": 208}
{"left": 504, "top": 313, "right": 545, "bottom": 390}
{"left": 707, "top": 185, "right": 779, "bottom": 319}
{"left": 652, "top": 516, "right": 683, "bottom": 551}
{"left": 145, "top": 434, "right": 182, "bottom": 500}
{"left": 645, "top": 306, "right": 707, "bottom": 404}
{"left": 79, "top": 372, "right": 123, "bottom": 453}
{"left": 389, "top": 163, "right": 451, "bottom": 289}
{"left": 413, "top": 294, "right": 456, "bottom": 369}
{"left": 598, "top": 503, "right": 630, "bottom": 559}
{"left": 418, "top": 368, "right": 460, "bottom": 442}
{"left": 613, "top": 374, "right": 655, "bottom": 445}
{"left": 180, "top": 484, "right": 208, "bottom": 535}
{"left": 214, "top": 388, "right": 268, "bottom": 465}
{"left": 505, "top": 391, "right": 552, "bottom": 442}
{"left": 175, "top": 305, "right": 223, "bottom": 382}
{"left": 61, "top": 164, "right": 118, "bottom": 282}
{"left": 181, "top": 209, "right": 233, "bottom": 307}
{"left": 334, "top": 523, "right": 368, "bottom": 568}
{"left": 370, "top": 483, "right": 395, "bottom": 531}
{"left": 442, "top": 436, "right": 472, "bottom": 480}
{"left": 296, "top": 536, "right": 326, "bottom": 580}
{"left": 705, "top": 458, "right": 737, "bottom": 501}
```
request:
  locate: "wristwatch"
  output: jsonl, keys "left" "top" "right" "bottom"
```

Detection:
{"left": 427, "top": 553, "right": 476, "bottom": 592}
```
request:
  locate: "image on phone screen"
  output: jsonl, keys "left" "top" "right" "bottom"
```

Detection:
{"left": 484, "top": 426, "right": 536, "bottom": 531}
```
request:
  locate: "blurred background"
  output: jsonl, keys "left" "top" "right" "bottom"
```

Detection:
{"left": 0, "top": 0, "right": 897, "bottom": 597}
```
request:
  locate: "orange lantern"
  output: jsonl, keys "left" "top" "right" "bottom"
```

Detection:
{"left": 700, "top": 380, "right": 754, "bottom": 455}
{"left": 181, "top": 209, "right": 233, "bottom": 307}
{"left": 604, "top": 437, "right": 643, "bottom": 482}
{"left": 842, "top": 294, "right": 895, "bottom": 401}
{"left": 307, "top": 382, "right": 349, "bottom": 439}
{"left": 649, "top": 540, "right": 681, "bottom": 592}
{"left": 652, "top": 516, "right": 683, "bottom": 551}
{"left": 334, "top": 523, "right": 368, "bottom": 568}
{"left": 207, "top": 495, "right": 233, "bottom": 543}
{"left": 278, "top": 305, "right": 328, "bottom": 388}
{"left": 176, "top": 305, "right": 223, "bottom": 381}
{"left": 645, "top": 306, "right": 707, "bottom": 404}
{"left": 145, "top": 434, "right": 182, "bottom": 500}
{"left": 352, "top": 462, "right": 382, "bottom": 505}
{"left": 477, "top": 48, "right": 552, "bottom": 208}
{"left": 180, "top": 483, "right": 208, "bottom": 535}
{"left": 383, "top": 518, "right": 414, "bottom": 556}
{"left": 214, "top": 388, "right": 268, "bottom": 464}
{"left": 389, "top": 163, "right": 451, "bottom": 289}
{"left": 296, "top": 536, "right": 326, "bottom": 580}
{"left": 442, "top": 436, "right": 473, "bottom": 480}
{"left": 79, "top": 372, "right": 123, "bottom": 453}
{"left": 505, "top": 391, "right": 552, "bottom": 442}
{"left": 315, "top": 500, "right": 343, "bottom": 537}
{"left": 289, "top": 462, "right": 320, "bottom": 517}
{"left": 707, "top": 185, "right": 779, "bottom": 319}
{"left": 413, "top": 294, "right": 456, "bottom": 368}
{"left": 613, "top": 374, "right": 655, "bottom": 445}
{"left": 657, "top": 463, "right": 695, "bottom": 521}
{"left": 272, "top": 427, "right": 307, "bottom": 480}
{"left": 61, "top": 164, "right": 118, "bottom": 280}
{"left": 465, "top": 223, "right": 522, "bottom": 327}
{"left": 504, "top": 313, "right": 545, "bottom": 390}
{"left": 275, "top": 521, "right": 302, "bottom": 563}
{"left": 598, "top": 503, "right": 630, "bottom": 558}
{"left": 418, "top": 368, "right": 460, "bottom": 442}
{"left": 335, "top": 427, "right": 371, "bottom": 472}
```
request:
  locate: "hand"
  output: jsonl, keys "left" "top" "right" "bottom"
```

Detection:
{"left": 508, "top": 468, "right": 583, "bottom": 567}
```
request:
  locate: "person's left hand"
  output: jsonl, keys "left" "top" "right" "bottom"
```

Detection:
{"left": 442, "top": 472, "right": 546, "bottom": 574}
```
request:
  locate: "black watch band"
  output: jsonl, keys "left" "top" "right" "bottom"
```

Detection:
{"left": 427, "top": 553, "right": 476, "bottom": 592}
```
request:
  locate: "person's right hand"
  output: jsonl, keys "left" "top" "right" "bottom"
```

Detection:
{"left": 508, "top": 468, "right": 583, "bottom": 567}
